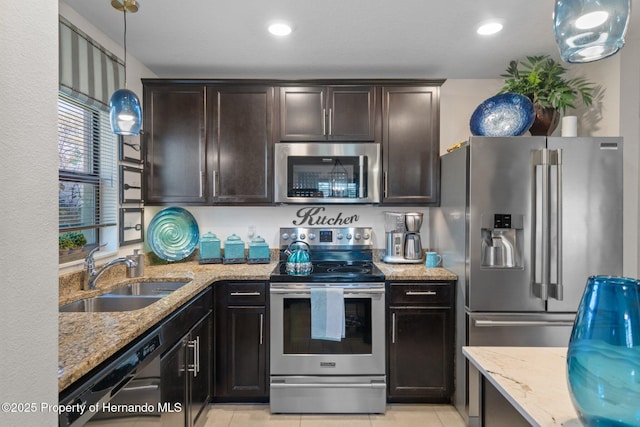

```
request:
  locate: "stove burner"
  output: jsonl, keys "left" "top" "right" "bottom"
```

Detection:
{"left": 270, "top": 259, "right": 384, "bottom": 283}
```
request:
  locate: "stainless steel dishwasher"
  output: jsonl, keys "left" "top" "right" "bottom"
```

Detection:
{"left": 59, "top": 288, "right": 211, "bottom": 427}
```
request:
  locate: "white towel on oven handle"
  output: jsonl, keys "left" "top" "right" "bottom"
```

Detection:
{"left": 310, "top": 287, "right": 345, "bottom": 341}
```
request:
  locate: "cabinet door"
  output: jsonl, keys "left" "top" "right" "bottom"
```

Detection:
{"left": 144, "top": 85, "right": 207, "bottom": 204}
{"left": 388, "top": 307, "right": 453, "bottom": 401}
{"left": 327, "top": 86, "right": 376, "bottom": 141}
{"left": 189, "top": 312, "right": 212, "bottom": 427}
{"left": 382, "top": 86, "right": 440, "bottom": 205}
{"left": 208, "top": 86, "right": 274, "bottom": 204}
{"left": 279, "top": 87, "right": 326, "bottom": 140}
{"left": 226, "top": 306, "right": 267, "bottom": 397}
{"left": 161, "top": 339, "right": 188, "bottom": 427}
{"left": 279, "top": 86, "right": 376, "bottom": 141}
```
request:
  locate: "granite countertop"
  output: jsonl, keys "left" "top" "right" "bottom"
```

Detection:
{"left": 59, "top": 260, "right": 456, "bottom": 393}
{"left": 375, "top": 262, "right": 457, "bottom": 281}
{"left": 463, "top": 346, "right": 583, "bottom": 427}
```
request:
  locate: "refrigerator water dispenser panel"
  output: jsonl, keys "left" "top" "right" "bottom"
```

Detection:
{"left": 480, "top": 213, "right": 523, "bottom": 268}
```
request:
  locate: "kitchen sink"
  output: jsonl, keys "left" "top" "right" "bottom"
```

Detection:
{"left": 59, "top": 295, "right": 162, "bottom": 313}
{"left": 105, "top": 280, "right": 190, "bottom": 296}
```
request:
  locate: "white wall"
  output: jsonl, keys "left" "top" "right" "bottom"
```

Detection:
{"left": 0, "top": 1, "right": 59, "bottom": 426}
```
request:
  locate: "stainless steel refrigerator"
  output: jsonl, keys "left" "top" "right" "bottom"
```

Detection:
{"left": 431, "top": 136, "right": 623, "bottom": 426}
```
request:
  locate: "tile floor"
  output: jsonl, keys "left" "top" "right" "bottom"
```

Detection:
{"left": 204, "top": 404, "right": 466, "bottom": 427}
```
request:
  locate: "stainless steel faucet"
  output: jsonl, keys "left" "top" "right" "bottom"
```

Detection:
{"left": 83, "top": 245, "right": 139, "bottom": 290}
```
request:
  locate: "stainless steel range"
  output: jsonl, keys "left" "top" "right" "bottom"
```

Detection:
{"left": 269, "top": 226, "right": 386, "bottom": 414}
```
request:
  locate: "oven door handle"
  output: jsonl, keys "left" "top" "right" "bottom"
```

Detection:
{"left": 269, "top": 288, "right": 385, "bottom": 296}
{"left": 270, "top": 382, "right": 386, "bottom": 389}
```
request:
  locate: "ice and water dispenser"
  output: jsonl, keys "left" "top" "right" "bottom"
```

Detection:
{"left": 480, "top": 213, "right": 523, "bottom": 268}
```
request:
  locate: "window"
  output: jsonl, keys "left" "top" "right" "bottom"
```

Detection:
{"left": 58, "top": 93, "right": 117, "bottom": 262}
{"left": 58, "top": 16, "right": 126, "bottom": 263}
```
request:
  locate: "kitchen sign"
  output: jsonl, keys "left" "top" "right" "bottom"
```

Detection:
{"left": 292, "top": 207, "right": 360, "bottom": 226}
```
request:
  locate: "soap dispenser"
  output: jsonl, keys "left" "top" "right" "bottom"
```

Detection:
{"left": 126, "top": 249, "right": 144, "bottom": 278}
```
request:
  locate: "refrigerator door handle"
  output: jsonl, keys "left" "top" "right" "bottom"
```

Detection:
{"left": 531, "top": 149, "right": 551, "bottom": 301}
{"left": 550, "top": 149, "right": 564, "bottom": 301}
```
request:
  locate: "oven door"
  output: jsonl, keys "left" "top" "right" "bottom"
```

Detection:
{"left": 274, "top": 143, "right": 381, "bottom": 204}
{"left": 269, "top": 284, "right": 385, "bottom": 376}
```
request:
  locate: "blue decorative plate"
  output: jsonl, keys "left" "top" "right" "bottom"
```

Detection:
{"left": 147, "top": 207, "right": 199, "bottom": 261}
{"left": 470, "top": 93, "right": 535, "bottom": 137}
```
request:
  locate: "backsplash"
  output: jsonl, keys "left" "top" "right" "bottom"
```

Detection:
{"left": 143, "top": 205, "right": 432, "bottom": 253}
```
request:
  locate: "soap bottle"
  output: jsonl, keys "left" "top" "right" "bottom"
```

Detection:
{"left": 126, "top": 249, "right": 144, "bottom": 278}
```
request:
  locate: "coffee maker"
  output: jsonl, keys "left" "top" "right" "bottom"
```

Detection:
{"left": 382, "top": 212, "right": 424, "bottom": 263}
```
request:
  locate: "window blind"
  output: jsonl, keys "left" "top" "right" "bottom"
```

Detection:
{"left": 58, "top": 92, "right": 117, "bottom": 232}
{"left": 59, "top": 16, "right": 124, "bottom": 109}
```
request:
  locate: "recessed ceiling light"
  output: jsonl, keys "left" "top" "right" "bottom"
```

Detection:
{"left": 268, "top": 23, "right": 293, "bottom": 36}
{"left": 477, "top": 22, "right": 503, "bottom": 36}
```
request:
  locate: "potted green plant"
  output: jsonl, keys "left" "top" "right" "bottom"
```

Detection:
{"left": 68, "top": 232, "right": 87, "bottom": 253}
{"left": 499, "top": 55, "right": 594, "bottom": 135}
{"left": 59, "top": 234, "right": 73, "bottom": 256}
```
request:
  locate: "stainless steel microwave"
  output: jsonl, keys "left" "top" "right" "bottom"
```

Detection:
{"left": 274, "top": 143, "right": 381, "bottom": 204}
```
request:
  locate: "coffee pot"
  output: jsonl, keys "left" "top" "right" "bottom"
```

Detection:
{"left": 285, "top": 241, "right": 312, "bottom": 275}
{"left": 382, "top": 211, "right": 424, "bottom": 264}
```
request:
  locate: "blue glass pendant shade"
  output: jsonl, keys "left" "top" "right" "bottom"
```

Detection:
{"left": 566, "top": 275, "right": 640, "bottom": 426}
{"left": 554, "top": 0, "right": 630, "bottom": 63}
{"left": 109, "top": 88, "right": 142, "bottom": 135}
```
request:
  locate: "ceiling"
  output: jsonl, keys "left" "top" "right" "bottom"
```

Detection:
{"left": 63, "top": 0, "right": 639, "bottom": 80}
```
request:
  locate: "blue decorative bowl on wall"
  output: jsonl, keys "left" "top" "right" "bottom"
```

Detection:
{"left": 469, "top": 93, "right": 535, "bottom": 137}
{"left": 566, "top": 275, "right": 640, "bottom": 426}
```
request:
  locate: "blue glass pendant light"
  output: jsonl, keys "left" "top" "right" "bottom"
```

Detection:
{"left": 554, "top": 0, "right": 630, "bottom": 63}
{"left": 109, "top": 0, "right": 142, "bottom": 135}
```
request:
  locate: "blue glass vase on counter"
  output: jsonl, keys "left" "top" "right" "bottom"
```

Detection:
{"left": 566, "top": 275, "right": 640, "bottom": 426}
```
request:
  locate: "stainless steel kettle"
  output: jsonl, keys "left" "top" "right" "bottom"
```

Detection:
{"left": 284, "top": 241, "right": 312, "bottom": 275}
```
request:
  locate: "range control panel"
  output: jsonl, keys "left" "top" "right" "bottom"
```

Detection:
{"left": 278, "top": 227, "right": 373, "bottom": 249}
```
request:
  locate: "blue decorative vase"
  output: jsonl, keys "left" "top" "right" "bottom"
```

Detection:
{"left": 566, "top": 275, "right": 640, "bottom": 426}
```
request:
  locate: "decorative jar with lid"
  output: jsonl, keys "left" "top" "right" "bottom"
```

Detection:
{"left": 248, "top": 236, "right": 270, "bottom": 264}
{"left": 199, "top": 232, "right": 221, "bottom": 264}
{"left": 223, "top": 234, "right": 245, "bottom": 264}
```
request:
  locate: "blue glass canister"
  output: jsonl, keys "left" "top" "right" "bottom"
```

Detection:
{"left": 198, "top": 232, "right": 221, "bottom": 264}
{"left": 223, "top": 234, "right": 245, "bottom": 264}
{"left": 566, "top": 275, "right": 640, "bottom": 426}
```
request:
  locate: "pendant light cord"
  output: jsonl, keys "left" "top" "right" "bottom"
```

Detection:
{"left": 123, "top": 6, "right": 128, "bottom": 89}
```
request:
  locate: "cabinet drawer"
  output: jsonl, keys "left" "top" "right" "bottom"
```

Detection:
{"left": 226, "top": 282, "right": 266, "bottom": 305}
{"left": 389, "top": 283, "right": 452, "bottom": 306}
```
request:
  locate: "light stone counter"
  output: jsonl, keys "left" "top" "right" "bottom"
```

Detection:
{"left": 374, "top": 262, "right": 457, "bottom": 281}
{"left": 58, "top": 261, "right": 276, "bottom": 393}
{"left": 463, "top": 346, "right": 583, "bottom": 426}
{"left": 58, "top": 260, "right": 456, "bottom": 393}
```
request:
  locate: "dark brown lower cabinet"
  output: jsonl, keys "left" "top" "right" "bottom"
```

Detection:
{"left": 387, "top": 281, "right": 454, "bottom": 402}
{"left": 161, "top": 310, "right": 212, "bottom": 427}
{"left": 214, "top": 281, "right": 268, "bottom": 402}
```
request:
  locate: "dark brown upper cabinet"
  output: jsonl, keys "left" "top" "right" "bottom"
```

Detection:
{"left": 207, "top": 85, "right": 274, "bottom": 204}
{"left": 143, "top": 84, "right": 207, "bottom": 204}
{"left": 382, "top": 86, "right": 441, "bottom": 205}
{"left": 279, "top": 86, "right": 377, "bottom": 141}
{"left": 143, "top": 81, "right": 274, "bottom": 205}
